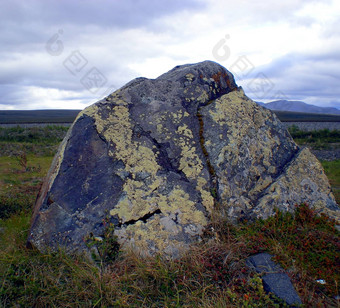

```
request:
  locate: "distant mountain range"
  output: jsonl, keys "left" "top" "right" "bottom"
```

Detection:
{"left": 257, "top": 100, "right": 340, "bottom": 115}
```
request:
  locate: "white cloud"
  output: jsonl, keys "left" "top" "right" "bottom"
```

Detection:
{"left": 0, "top": 0, "right": 339, "bottom": 109}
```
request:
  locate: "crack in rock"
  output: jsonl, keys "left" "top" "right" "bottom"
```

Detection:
{"left": 196, "top": 105, "right": 220, "bottom": 203}
{"left": 133, "top": 124, "right": 190, "bottom": 182}
{"left": 118, "top": 209, "right": 162, "bottom": 228}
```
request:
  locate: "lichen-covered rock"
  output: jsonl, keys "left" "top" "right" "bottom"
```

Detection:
{"left": 27, "top": 61, "right": 339, "bottom": 258}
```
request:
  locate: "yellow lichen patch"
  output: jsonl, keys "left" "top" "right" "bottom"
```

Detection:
{"left": 113, "top": 185, "right": 208, "bottom": 256}
{"left": 197, "top": 179, "right": 214, "bottom": 212}
{"left": 113, "top": 183, "right": 208, "bottom": 227}
{"left": 177, "top": 114, "right": 213, "bottom": 204}
{"left": 110, "top": 178, "right": 163, "bottom": 223}
{"left": 156, "top": 124, "right": 163, "bottom": 134}
{"left": 176, "top": 124, "right": 193, "bottom": 139}
{"left": 197, "top": 90, "right": 209, "bottom": 104}
{"left": 156, "top": 121, "right": 171, "bottom": 137}
{"left": 129, "top": 145, "right": 160, "bottom": 176}
{"left": 89, "top": 102, "right": 161, "bottom": 177}
{"left": 175, "top": 124, "right": 203, "bottom": 180}
{"left": 178, "top": 142, "right": 202, "bottom": 179}
{"left": 174, "top": 124, "right": 213, "bottom": 214}
{"left": 115, "top": 216, "right": 185, "bottom": 258}
{"left": 185, "top": 73, "right": 195, "bottom": 81}
{"left": 161, "top": 187, "right": 207, "bottom": 225}
{"left": 171, "top": 110, "right": 189, "bottom": 124}
{"left": 209, "top": 88, "right": 265, "bottom": 128}
{"left": 205, "top": 88, "right": 290, "bottom": 202}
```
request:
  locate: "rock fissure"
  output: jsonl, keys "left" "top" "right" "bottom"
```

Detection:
{"left": 118, "top": 209, "right": 162, "bottom": 227}
{"left": 237, "top": 149, "right": 299, "bottom": 215}
{"left": 251, "top": 146, "right": 301, "bottom": 207}
{"left": 261, "top": 147, "right": 301, "bottom": 192}
{"left": 196, "top": 106, "right": 219, "bottom": 203}
{"left": 136, "top": 125, "right": 190, "bottom": 182}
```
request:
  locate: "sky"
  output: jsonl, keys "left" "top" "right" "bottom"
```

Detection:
{"left": 0, "top": 0, "right": 340, "bottom": 110}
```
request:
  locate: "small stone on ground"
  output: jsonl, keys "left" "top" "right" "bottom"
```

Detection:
{"left": 246, "top": 253, "right": 302, "bottom": 306}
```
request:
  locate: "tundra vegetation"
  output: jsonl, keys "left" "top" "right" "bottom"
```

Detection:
{"left": 0, "top": 125, "right": 339, "bottom": 307}
{"left": 288, "top": 126, "right": 340, "bottom": 149}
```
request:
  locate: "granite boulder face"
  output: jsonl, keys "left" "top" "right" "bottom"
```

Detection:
{"left": 27, "top": 61, "right": 339, "bottom": 258}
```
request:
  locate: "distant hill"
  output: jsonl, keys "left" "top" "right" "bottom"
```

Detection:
{"left": 258, "top": 100, "right": 340, "bottom": 115}
{"left": 0, "top": 108, "right": 339, "bottom": 124}
{"left": 0, "top": 110, "right": 81, "bottom": 124}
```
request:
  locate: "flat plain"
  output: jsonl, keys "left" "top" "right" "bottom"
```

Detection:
{"left": 0, "top": 124, "right": 339, "bottom": 307}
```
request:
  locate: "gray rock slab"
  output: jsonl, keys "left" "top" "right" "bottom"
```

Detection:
{"left": 262, "top": 273, "right": 302, "bottom": 306}
{"left": 246, "top": 252, "right": 282, "bottom": 274}
{"left": 246, "top": 253, "right": 302, "bottom": 306}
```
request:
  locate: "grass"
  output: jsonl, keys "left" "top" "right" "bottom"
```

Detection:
{"left": 0, "top": 156, "right": 53, "bottom": 219}
{"left": 288, "top": 126, "right": 340, "bottom": 149}
{"left": 321, "top": 160, "right": 340, "bottom": 204}
{"left": 1, "top": 206, "right": 338, "bottom": 306}
{"left": 0, "top": 125, "right": 68, "bottom": 144}
{"left": 288, "top": 125, "right": 340, "bottom": 203}
{"left": 230, "top": 204, "right": 339, "bottom": 298}
{"left": 275, "top": 111, "right": 340, "bottom": 122}
{"left": 0, "top": 125, "right": 69, "bottom": 157}
{"left": 0, "top": 126, "right": 339, "bottom": 307}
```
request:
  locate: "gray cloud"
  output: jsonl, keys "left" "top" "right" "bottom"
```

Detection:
{"left": 239, "top": 49, "right": 340, "bottom": 107}
{"left": 0, "top": 0, "right": 205, "bottom": 35}
{"left": 0, "top": 0, "right": 206, "bottom": 109}
{"left": 0, "top": 0, "right": 339, "bottom": 110}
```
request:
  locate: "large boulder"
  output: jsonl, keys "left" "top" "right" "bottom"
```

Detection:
{"left": 27, "top": 61, "right": 339, "bottom": 258}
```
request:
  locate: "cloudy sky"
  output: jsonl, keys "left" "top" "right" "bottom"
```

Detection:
{"left": 1, "top": 0, "right": 339, "bottom": 110}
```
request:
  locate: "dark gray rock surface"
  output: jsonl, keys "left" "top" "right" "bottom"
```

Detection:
{"left": 27, "top": 60, "right": 339, "bottom": 258}
{"left": 247, "top": 253, "right": 302, "bottom": 306}
{"left": 262, "top": 273, "right": 302, "bottom": 306}
{"left": 246, "top": 252, "right": 282, "bottom": 274}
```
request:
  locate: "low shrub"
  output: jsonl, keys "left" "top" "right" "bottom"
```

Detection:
{"left": 233, "top": 203, "right": 339, "bottom": 298}
{"left": 0, "top": 203, "right": 338, "bottom": 306}
{"left": 0, "top": 126, "right": 68, "bottom": 145}
{"left": 0, "top": 194, "right": 34, "bottom": 219}
{"left": 288, "top": 126, "right": 340, "bottom": 149}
